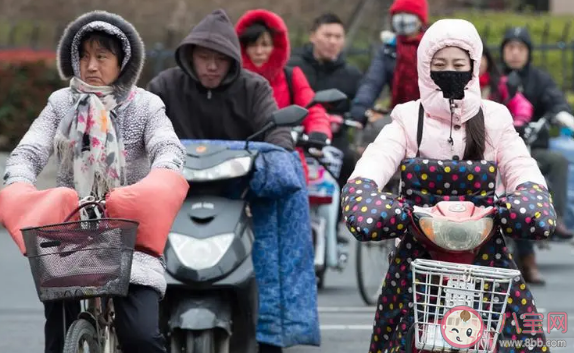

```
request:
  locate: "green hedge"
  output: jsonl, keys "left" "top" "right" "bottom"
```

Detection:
{"left": 0, "top": 61, "right": 64, "bottom": 151}
{"left": 432, "top": 11, "right": 574, "bottom": 92}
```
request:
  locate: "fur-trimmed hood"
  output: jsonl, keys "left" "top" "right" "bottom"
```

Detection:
{"left": 57, "top": 10, "right": 145, "bottom": 96}
{"left": 235, "top": 9, "right": 290, "bottom": 83}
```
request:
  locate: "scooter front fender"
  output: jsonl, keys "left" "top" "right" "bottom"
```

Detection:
{"left": 168, "top": 294, "right": 232, "bottom": 335}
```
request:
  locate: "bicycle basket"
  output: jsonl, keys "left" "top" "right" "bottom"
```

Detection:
{"left": 410, "top": 259, "right": 520, "bottom": 353}
{"left": 22, "top": 210, "right": 138, "bottom": 302}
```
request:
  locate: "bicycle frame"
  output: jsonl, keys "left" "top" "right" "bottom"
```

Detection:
{"left": 60, "top": 197, "right": 121, "bottom": 353}
{"left": 66, "top": 287, "right": 120, "bottom": 352}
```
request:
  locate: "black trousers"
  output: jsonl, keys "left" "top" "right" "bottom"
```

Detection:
{"left": 44, "top": 285, "right": 166, "bottom": 353}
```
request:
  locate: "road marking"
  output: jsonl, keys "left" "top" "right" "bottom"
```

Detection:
{"left": 320, "top": 324, "right": 372, "bottom": 330}
{"left": 318, "top": 306, "right": 375, "bottom": 312}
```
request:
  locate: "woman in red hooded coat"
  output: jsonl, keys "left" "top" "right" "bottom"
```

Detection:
{"left": 236, "top": 9, "right": 332, "bottom": 184}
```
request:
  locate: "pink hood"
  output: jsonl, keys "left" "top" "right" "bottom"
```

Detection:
{"left": 418, "top": 19, "right": 483, "bottom": 124}
{"left": 349, "top": 19, "right": 547, "bottom": 195}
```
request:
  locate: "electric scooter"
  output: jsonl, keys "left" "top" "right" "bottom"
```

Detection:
{"left": 405, "top": 201, "right": 520, "bottom": 352}
{"left": 161, "top": 89, "right": 347, "bottom": 353}
{"left": 290, "top": 90, "right": 358, "bottom": 289}
{"left": 160, "top": 105, "right": 308, "bottom": 353}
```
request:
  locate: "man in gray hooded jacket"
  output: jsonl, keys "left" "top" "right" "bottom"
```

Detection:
{"left": 148, "top": 9, "right": 293, "bottom": 151}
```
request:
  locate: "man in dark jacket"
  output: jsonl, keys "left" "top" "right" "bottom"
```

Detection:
{"left": 148, "top": 9, "right": 293, "bottom": 353}
{"left": 501, "top": 26, "right": 574, "bottom": 285}
{"left": 288, "top": 13, "right": 362, "bottom": 231}
{"left": 288, "top": 13, "right": 363, "bottom": 117}
{"left": 147, "top": 9, "right": 293, "bottom": 152}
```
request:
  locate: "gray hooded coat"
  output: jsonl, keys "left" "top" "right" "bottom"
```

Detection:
{"left": 2, "top": 10, "right": 186, "bottom": 295}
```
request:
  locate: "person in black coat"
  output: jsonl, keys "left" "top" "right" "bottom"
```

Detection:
{"left": 288, "top": 13, "right": 363, "bottom": 232}
{"left": 500, "top": 26, "right": 574, "bottom": 285}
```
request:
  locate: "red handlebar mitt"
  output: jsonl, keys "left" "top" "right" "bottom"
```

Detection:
{"left": 0, "top": 183, "right": 78, "bottom": 255}
{"left": 105, "top": 169, "right": 189, "bottom": 257}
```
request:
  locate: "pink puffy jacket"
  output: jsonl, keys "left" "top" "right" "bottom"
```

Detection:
{"left": 350, "top": 19, "right": 546, "bottom": 195}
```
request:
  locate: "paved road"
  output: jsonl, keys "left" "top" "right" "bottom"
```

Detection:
{"left": 1, "top": 228, "right": 574, "bottom": 352}
{"left": 1, "top": 153, "right": 573, "bottom": 352}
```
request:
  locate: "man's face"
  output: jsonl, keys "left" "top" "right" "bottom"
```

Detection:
{"left": 192, "top": 46, "right": 232, "bottom": 89}
{"left": 310, "top": 23, "right": 345, "bottom": 62}
{"left": 503, "top": 40, "right": 529, "bottom": 70}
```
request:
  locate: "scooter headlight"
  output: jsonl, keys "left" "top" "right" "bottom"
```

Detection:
{"left": 168, "top": 233, "right": 234, "bottom": 271}
{"left": 182, "top": 156, "right": 253, "bottom": 182}
{"left": 417, "top": 217, "right": 494, "bottom": 251}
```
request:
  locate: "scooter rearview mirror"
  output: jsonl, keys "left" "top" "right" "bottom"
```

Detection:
{"left": 244, "top": 105, "right": 309, "bottom": 150}
{"left": 271, "top": 105, "right": 309, "bottom": 127}
{"left": 305, "top": 89, "right": 348, "bottom": 109}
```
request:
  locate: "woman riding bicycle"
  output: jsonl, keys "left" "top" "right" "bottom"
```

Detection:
{"left": 342, "top": 19, "right": 555, "bottom": 352}
{"left": 1, "top": 11, "right": 185, "bottom": 353}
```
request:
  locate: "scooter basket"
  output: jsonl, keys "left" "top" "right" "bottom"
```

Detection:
{"left": 22, "top": 218, "right": 138, "bottom": 302}
{"left": 410, "top": 259, "right": 520, "bottom": 352}
{"left": 306, "top": 146, "right": 344, "bottom": 180}
{"left": 306, "top": 146, "right": 344, "bottom": 205}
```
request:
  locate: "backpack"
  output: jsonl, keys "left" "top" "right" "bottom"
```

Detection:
{"left": 284, "top": 66, "right": 295, "bottom": 105}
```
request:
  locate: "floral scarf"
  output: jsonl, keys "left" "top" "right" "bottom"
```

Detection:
{"left": 55, "top": 77, "right": 135, "bottom": 199}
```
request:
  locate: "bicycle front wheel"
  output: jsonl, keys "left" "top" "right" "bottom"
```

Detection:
{"left": 356, "top": 240, "right": 393, "bottom": 305}
{"left": 63, "top": 318, "right": 101, "bottom": 353}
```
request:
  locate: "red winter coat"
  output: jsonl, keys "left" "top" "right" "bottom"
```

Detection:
{"left": 236, "top": 9, "right": 332, "bottom": 183}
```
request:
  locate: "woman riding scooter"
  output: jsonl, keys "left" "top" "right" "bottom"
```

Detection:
{"left": 0, "top": 11, "right": 187, "bottom": 353}
{"left": 342, "top": 19, "right": 555, "bottom": 352}
{"left": 236, "top": 9, "right": 332, "bottom": 185}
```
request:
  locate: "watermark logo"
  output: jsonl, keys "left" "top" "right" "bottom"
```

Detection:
{"left": 440, "top": 307, "right": 569, "bottom": 350}
{"left": 512, "top": 312, "right": 568, "bottom": 334}
{"left": 440, "top": 306, "right": 485, "bottom": 348}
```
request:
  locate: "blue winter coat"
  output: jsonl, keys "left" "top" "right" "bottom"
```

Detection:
{"left": 180, "top": 140, "right": 320, "bottom": 347}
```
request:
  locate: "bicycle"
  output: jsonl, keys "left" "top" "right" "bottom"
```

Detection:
{"left": 21, "top": 196, "right": 138, "bottom": 353}
{"left": 350, "top": 108, "right": 399, "bottom": 306}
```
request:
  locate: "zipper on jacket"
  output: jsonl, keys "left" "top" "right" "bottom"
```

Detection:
{"left": 207, "top": 90, "right": 212, "bottom": 99}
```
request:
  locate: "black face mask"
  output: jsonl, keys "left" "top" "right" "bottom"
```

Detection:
{"left": 430, "top": 71, "right": 473, "bottom": 100}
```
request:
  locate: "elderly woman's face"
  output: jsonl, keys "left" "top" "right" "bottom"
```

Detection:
{"left": 80, "top": 39, "right": 121, "bottom": 86}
